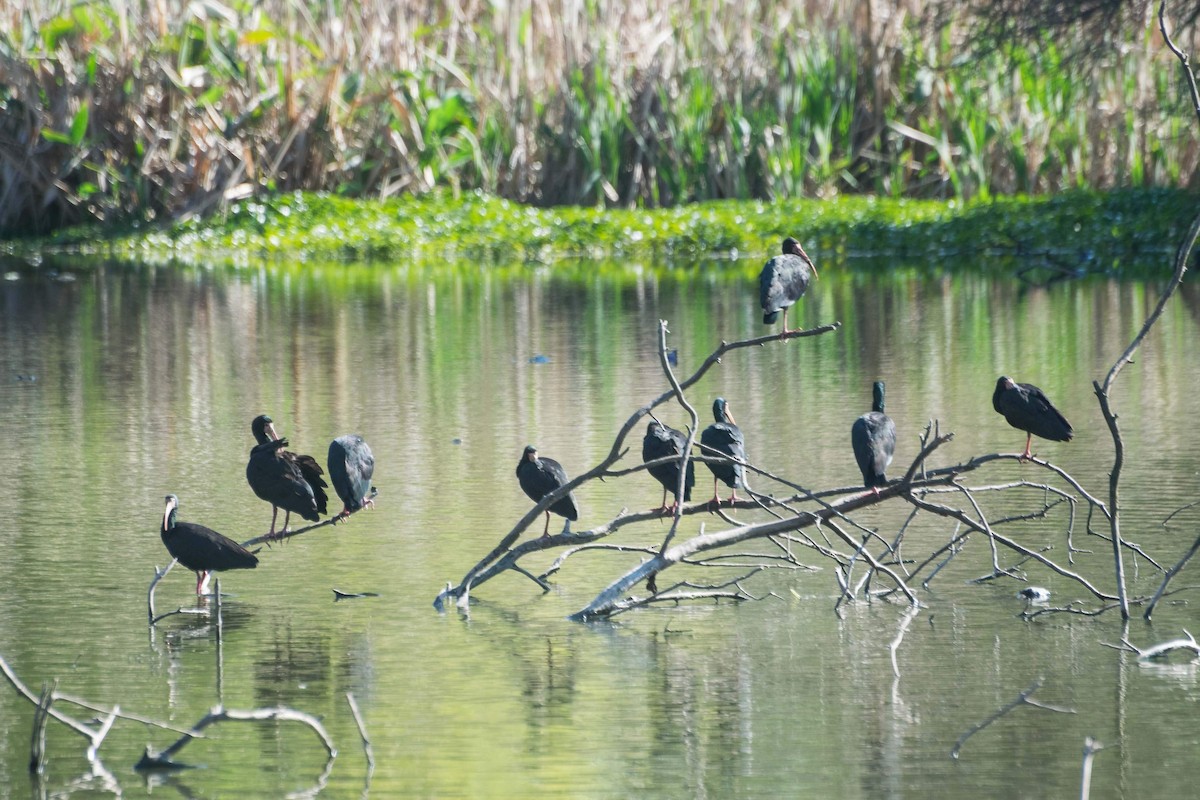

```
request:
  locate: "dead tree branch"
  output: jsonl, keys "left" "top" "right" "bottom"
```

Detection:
{"left": 1144, "top": 536, "right": 1200, "bottom": 620}
{"left": 1089, "top": 5, "right": 1200, "bottom": 620}
{"left": 950, "top": 677, "right": 1075, "bottom": 759}
{"left": 568, "top": 438, "right": 960, "bottom": 621}
{"left": 1116, "top": 629, "right": 1200, "bottom": 661}
{"left": 1, "top": 651, "right": 189, "bottom": 769}
{"left": 655, "top": 319, "right": 699, "bottom": 551}
{"left": 346, "top": 692, "right": 375, "bottom": 772}
{"left": 433, "top": 321, "right": 841, "bottom": 612}
{"left": 1080, "top": 737, "right": 1110, "bottom": 800}
{"left": 137, "top": 705, "right": 336, "bottom": 770}
{"left": 890, "top": 607, "right": 921, "bottom": 678}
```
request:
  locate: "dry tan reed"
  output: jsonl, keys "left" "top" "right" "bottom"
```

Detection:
{"left": 0, "top": 0, "right": 1194, "bottom": 234}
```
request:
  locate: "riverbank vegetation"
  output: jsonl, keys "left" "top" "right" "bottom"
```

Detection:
{"left": 1, "top": 1, "right": 1197, "bottom": 238}
{"left": 35, "top": 187, "right": 1194, "bottom": 272}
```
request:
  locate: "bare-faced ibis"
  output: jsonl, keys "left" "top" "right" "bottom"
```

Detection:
{"left": 246, "top": 414, "right": 329, "bottom": 537}
{"left": 992, "top": 377, "right": 1073, "bottom": 459}
{"left": 760, "top": 236, "right": 818, "bottom": 333}
{"left": 699, "top": 397, "right": 746, "bottom": 506}
{"left": 642, "top": 421, "right": 695, "bottom": 514}
{"left": 516, "top": 445, "right": 579, "bottom": 536}
{"left": 328, "top": 435, "right": 376, "bottom": 521}
{"left": 851, "top": 381, "right": 897, "bottom": 491}
{"left": 161, "top": 494, "right": 258, "bottom": 594}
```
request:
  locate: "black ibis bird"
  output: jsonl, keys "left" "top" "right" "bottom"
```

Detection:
{"left": 642, "top": 421, "right": 695, "bottom": 514}
{"left": 992, "top": 377, "right": 1073, "bottom": 459}
{"left": 851, "top": 381, "right": 897, "bottom": 491}
{"left": 246, "top": 414, "right": 329, "bottom": 537}
{"left": 160, "top": 494, "right": 258, "bottom": 594}
{"left": 516, "top": 445, "right": 579, "bottom": 536}
{"left": 699, "top": 397, "right": 746, "bottom": 506}
{"left": 760, "top": 236, "right": 818, "bottom": 333}
{"left": 328, "top": 435, "right": 376, "bottom": 521}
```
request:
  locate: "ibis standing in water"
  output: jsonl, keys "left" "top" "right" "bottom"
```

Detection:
{"left": 760, "top": 236, "right": 818, "bottom": 333}
{"left": 642, "top": 421, "right": 695, "bottom": 514}
{"left": 160, "top": 494, "right": 258, "bottom": 594}
{"left": 851, "top": 381, "right": 897, "bottom": 491}
{"left": 328, "top": 435, "right": 376, "bottom": 521}
{"left": 246, "top": 414, "right": 329, "bottom": 537}
{"left": 992, "top": 377, "right": 1073, "bottom": 459}
{"left": 699, "top": 397, "right": 746, "bottom": 506}
{"left": 516, "top": 445, "right": 579, "bottom": 536}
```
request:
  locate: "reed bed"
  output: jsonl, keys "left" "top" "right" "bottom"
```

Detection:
{"left": 0, "top": 0, "right": 1196, "bottom": 236}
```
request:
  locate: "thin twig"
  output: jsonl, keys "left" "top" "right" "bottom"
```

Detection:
{"left": 1144, "top": 534, "right": 1200, "bottom": 620}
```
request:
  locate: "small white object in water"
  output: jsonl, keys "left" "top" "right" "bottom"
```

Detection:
{"left": 1017, "top": 586, "right": 1051, "bottom": 603}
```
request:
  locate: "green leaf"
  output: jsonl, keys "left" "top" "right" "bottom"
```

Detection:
{"left": 241, "top": 28, "right": 274, "bottom": 46}
{"left": 40, "top": 128, "right": 72, "bottom": 145}
{"left": 40, "top": 15, "right": 76, "bottom": 50}
{"left": 69, "top": 103, "right": 89, "bottom": 146}
{"left": 197, "top": 85, "right": 225, "bottom": 106}
{"left": 425, "top": 93, "right": 469, "bottom": 139}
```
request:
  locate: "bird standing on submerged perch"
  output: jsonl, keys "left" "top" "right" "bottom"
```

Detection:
{"left": 160, "top": 494, "right": 258, "bottom": 594}
{"left": 328, "top": 435, "right": 376, "bottom": 521}
{"left": 246, "top": 414, "right": 329, "bottom": 537}
{"left": 699, "top": 397, "right": 746, "bottom": 506}
{"left": 643, "top": 421, "right": 695, "bottom": 514}
{"left": 516, "top": 445, "right": 579, "bottom": 536}
{"left": 992, "top": 377, "right": 1073, "bottom": 459}
{"left": 851, "top": 381, "right": 897, "bottom": 492}
{"left": 759, "top": 236, "right": 818, "bottom": 333}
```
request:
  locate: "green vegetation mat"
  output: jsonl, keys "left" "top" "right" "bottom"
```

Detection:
{"left": 26, "top": 189, "right": 1198, "bottom": 274}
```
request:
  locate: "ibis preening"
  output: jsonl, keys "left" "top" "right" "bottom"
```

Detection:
{"left": 246, "top": 414, "right": 329, "bottom": 537}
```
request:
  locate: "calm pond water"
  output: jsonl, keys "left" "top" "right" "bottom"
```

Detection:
{"left": 1, "top": 252, "right": 1200, "bottom": 798}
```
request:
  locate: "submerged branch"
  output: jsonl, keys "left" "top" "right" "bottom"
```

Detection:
{"left": 137, "top": 704, "right": 336, "bottom": 770}
{"left": 950, "top": 678, "right": 1074, "bottom": 759}
{"left": 0, "top": 651, "right": 195, "bottom": 768}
